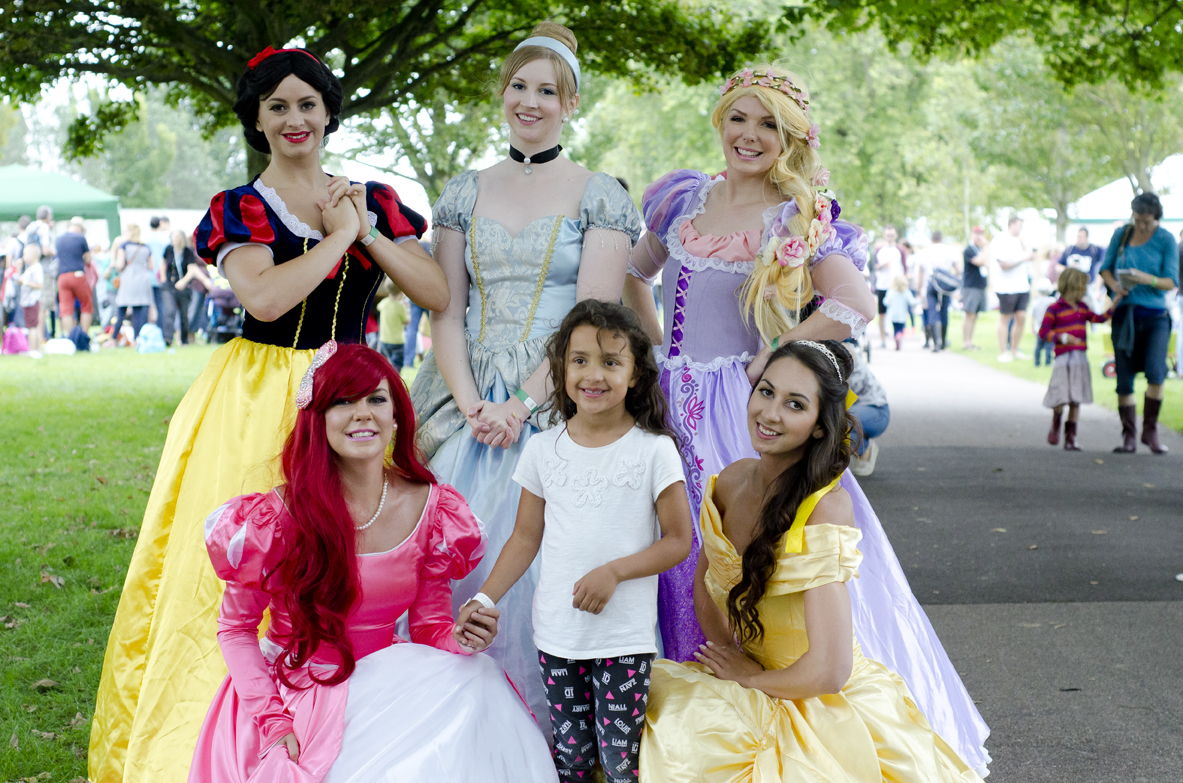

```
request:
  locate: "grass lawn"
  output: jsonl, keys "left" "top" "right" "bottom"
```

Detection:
{"left": 0, "top": 345, "right": 217, "bottom": 782}
{"left": 941, "top": 309, "right": 1182, "bottom": 433}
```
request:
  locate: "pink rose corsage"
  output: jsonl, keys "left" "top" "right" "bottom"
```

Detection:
{"left": 775, "top": 235, "right": 808, "bottom": 268}
{"left": 807, "top": 123, "right": 820, "bottom": 150}
{"left": 812, "top": 167, "right": 831, "bottom": 187}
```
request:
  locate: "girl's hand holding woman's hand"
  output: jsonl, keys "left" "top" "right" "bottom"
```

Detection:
{"left": 453, "top": 602, "right": 500, "bottom": 652}
{"left": 693, "top": 641, "right": 764, "bottom": 686}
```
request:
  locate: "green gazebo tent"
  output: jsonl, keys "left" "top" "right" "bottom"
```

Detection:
{"left": 0, "top": 164, "right": 121, "bottom": 237}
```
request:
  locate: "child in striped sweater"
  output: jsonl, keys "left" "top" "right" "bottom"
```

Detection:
{"left": 1039, "top": 268, "right": 1112, "bottom": 450}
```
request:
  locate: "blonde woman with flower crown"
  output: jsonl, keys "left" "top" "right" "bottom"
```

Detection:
{"left": 623, "top": 64, "right": 991, "bottom": 774}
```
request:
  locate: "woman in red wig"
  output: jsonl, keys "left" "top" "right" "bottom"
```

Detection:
{"left": 190, "top": 342, "right": 556, "bottom": 782}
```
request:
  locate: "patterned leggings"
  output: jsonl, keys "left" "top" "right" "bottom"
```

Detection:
{"left": 539, "top": 650, "right": 654, "bottom": 782}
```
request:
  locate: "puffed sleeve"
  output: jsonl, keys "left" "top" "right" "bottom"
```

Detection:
{"left": 579, "top": 173, "right": 643, "bottom": 245}
{"left": 204, "top": 492, "right": 295, "bottom": 751}
{"left": 813, "top": 219, "right": 870, "bottom": 272}
{"left": 408, "top": 484, "right": 487, "bottom": 654}
{"left": 429, "top": 170, "right": 479, "bottom": 256}
{"left": 194, "top": 189, "right": 278, "bottom": 267}
{"left": 365, "top": 181, "right": 427, "bottom": 243}
{"left": 763, "top": 526, "right": 863, "bottom": 597}
{"left": 641, "top": 169, "right": 709, "bottom": 248}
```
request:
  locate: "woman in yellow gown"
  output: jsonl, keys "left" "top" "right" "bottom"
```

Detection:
{"left": 88, "top": 47, "right": 447, "bottom": 782}
{"left": 641, "top": 340, "right": 982, "bottom": 783}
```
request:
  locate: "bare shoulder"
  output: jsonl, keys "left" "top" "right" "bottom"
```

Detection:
{"left": 715, "top": 460, "right": 756, "bottom": 512}
{"left": 806, "top": 486, "right": 853, "bottom": 527}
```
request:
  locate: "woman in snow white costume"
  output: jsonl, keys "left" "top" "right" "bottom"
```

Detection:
{"left": 622, "top": 64, "right": 990, "bottom": 773}
{"left": 90, "top": 46, "right": 446, "bottom": 782}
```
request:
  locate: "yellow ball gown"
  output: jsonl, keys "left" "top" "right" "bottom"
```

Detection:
{"left": 640, "top": 475, "right": 983, "bottom": 783}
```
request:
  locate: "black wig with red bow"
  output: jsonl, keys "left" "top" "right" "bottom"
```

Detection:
{"left": 233, "top": 47, "right": 343, "bottom": 154}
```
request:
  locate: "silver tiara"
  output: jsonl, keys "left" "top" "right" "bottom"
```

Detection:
{"left": 795, "top": 340, "right": 843, "bottom": 384}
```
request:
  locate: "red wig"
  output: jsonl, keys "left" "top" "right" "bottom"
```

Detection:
{"left": 274, "top": 343, "right": 434, "bottom": 687}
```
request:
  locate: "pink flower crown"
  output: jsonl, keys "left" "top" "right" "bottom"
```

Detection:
{"left": 720, "top": 69, "right": 810, "bottom": 115}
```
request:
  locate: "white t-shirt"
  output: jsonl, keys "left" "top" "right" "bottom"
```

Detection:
{"left": 873, "top": 245, "right": 904, "bottom": 291}
{"left": 989, "top": 234, "right": 1031, "bottom": 294}
{"left": 18, "top": 263, "right": 43, "bottom": 308}
{"left": 513, "top": 424, "right": 684, "bottom": 659}
{"left": 914, "top": 243, "right": 960, "bottom": 278}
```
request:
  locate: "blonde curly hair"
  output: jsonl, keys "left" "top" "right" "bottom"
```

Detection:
{"left": 712, "top": 64, "right": 827, "bottom": 342}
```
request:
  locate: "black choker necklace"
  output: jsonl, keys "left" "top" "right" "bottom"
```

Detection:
{"left": 509, "top": 144, "right": 562, "bottom": 174}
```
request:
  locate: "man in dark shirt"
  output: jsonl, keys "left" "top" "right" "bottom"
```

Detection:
{"left": 1061, "top": 227, "right": 1105, "bottom": 281}
{"left": 55, "top": 216, "right": 93, "bottom": 335}
{"left": 960, "top": 226, "right": 988, "bottom": 350}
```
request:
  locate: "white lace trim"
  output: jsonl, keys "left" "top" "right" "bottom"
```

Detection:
{"left": 818, "top": 298, "right": 868, "bottom": 337}
{"left": 661, "top": 175, "right": 773, "bottom": 277}
{"left": 657, "top": 350, "right": 754, "bottom": 372}
{"left": 254, "top": 179, "right": 325, "bottom": 241}
{"left": 627, "top": 260, "right": 657, "bottom": 284}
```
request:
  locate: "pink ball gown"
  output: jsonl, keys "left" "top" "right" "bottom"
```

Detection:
{"left": 189, "top": 483, "right": 557, "bottom": 783}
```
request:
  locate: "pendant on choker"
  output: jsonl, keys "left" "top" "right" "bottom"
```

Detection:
{"left": 509, "top": 144, "right": 562, "bottom": 174}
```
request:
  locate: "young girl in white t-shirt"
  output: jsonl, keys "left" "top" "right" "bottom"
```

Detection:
{"left": 455, "top": 299, "right": 692, "bottom": 783}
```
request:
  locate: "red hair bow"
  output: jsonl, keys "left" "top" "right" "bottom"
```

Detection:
{"left": 248, "top": 45, "right": 320, "bottom": 69}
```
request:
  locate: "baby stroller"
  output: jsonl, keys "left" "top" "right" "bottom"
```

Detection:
{"left": 206, "top": 287, "right": 244, "bottom": 343}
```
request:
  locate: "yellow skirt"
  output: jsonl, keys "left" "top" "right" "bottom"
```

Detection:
{"left": 89, "top": 338, "right": 314, "bottom": 783}
{"left": 640, "top": 651, "right": 983, "bottom": 783}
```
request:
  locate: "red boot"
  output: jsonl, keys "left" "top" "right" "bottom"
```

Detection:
{"left": 1141, "top": 396, "right": 1169, "bottom": 454}
{"left": 1114, "top": 404, "right": 1137, "bottom": 453}
{"left": 1063, "top": 421, "right": 1081, "bottom": 451}
{"left": 1048, "top": 410, "right": 1062, "bottom": 446}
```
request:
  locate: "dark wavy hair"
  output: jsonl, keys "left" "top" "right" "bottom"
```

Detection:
{"left": 272, "top": 343, "right": 435, "bottom": 688}
{"left": 727, "top": 340, "right": 859, "bottom": 645}
{"left": 233, "top": 49, "right": 343, "bottom": 154}
{"left": 544, "top": 299, "right": 678, "bottom": 444}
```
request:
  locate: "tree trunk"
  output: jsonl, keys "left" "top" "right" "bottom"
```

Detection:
{"left": 247, "top": 147, "right": 270, "bottom": 179}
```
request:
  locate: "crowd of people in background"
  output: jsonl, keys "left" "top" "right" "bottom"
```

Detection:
{"left": 1, "top": 208, "right": 242, "bottom": 355}
{"left": 865, "top": 192, "right": 1181, "bottom": 454}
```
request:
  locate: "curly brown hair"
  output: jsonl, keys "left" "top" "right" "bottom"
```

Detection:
{"left": 543, "top": 299, "right": 678, "bottom": 446}
{"left": 726, "top": 340, "right": 859, "bottom": 645}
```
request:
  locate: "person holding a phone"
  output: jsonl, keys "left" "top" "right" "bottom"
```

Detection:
{"left": 1099, "top": 192, "right": 1179, "bottom": 454}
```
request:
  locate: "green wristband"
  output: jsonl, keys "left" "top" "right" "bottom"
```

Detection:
{"left": 771, "top": 336, "right": 780, "bottom": 351}
{"left": 514, "top": 387, "right": 539, "bottom": 413}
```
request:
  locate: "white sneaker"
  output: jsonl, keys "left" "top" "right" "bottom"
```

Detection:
{"left": 1014, "top": 350, "right": 1031, "bottom": 360}
{"left": 851, "top": 440, "right": 879, "bottom": 477}
{"left": 25, "top": 350, "right": 43, "bottom": 359}
{"left": 997, "top": 353, "right": 1014, "bottom": 363}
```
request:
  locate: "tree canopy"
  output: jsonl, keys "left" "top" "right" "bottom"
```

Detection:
{"left": 0, "top": 0, "right": 767, "bottom": 167}
{"left": 789, "top": 0, "right": 1183, "bottom": 90}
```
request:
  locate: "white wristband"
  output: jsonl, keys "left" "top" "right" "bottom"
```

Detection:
{"left": 471, "top": 592, "right": 495, "bottom": 610}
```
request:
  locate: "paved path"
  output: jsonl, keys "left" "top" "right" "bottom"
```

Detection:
{"left": 859, "top": 334, "right": 1182, "bottom": 782}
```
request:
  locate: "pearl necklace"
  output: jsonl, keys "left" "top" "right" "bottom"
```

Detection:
{"left": 354, "top": 473, "right": 388, "bottom": 531}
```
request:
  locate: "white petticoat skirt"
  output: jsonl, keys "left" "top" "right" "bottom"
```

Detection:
{"left": 326, "top": 644, "right": 557, "bottom": 783}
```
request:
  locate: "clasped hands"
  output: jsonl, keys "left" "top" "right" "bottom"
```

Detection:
{"left": 318, "top": 175, "right": 373, "bottom": 246}
{"left": 465, "top": 396, "right": 531, "bottom": 449}
{"left": 453, "top": 603, "right": 502, "bottom": 653}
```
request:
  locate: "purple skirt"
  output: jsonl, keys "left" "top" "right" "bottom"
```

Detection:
{"left": 656, "top": 352, "right": 991, "bottom": 772}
